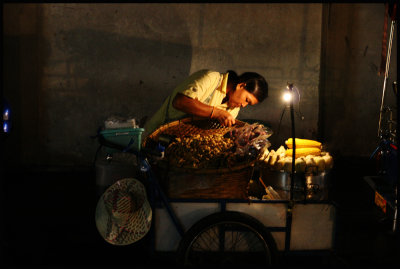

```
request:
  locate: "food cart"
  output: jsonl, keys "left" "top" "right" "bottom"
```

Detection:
{"left": 148, "top": 118, "right": 336, "bottom": 265}
{"left": 95, "top": 115, "right": 337, "bottom": 266}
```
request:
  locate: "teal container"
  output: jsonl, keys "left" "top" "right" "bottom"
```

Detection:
{"left": 100, "top": 128, "right": 144, "bottom": 153}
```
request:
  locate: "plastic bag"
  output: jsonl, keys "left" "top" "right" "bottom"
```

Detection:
{"left": 229, "top": 123, "right": 273, "bottom": 160}
{"left": 104, "top": 116, "right": 138, "bottom": 129}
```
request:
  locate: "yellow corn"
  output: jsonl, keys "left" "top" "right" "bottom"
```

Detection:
{"left": 314, "top": 156, "right": 325, "bottom": 172}
{"left": 322, "top": 153, "right": 333, "bottom": 169}
{"left": 285, "top": 147, "right": 321, "bottom": 158}
{"left": 285, "top": 138, "right": 322, "bottom": 149}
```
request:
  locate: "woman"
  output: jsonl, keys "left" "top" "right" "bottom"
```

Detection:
{"left": 143, "top": 69, "right": 268, "bottom": 137}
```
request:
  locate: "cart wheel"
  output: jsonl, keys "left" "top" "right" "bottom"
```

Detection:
{"left": 177, "top": 211, "right": 278, "bottom": 267}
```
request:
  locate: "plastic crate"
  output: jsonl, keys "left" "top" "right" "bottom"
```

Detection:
{"left": 100, "top": 127, "right": 144, "bottom": 153}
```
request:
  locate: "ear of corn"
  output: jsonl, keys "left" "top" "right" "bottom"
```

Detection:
{"left": 305, "top": 156, "right": 317, "bottom": 173}
{"left": 274, "top": 158, "right": 285, "bottom": 171}
{"left": 285, "top": 147, "right": 321, "bottom": 158}
{"left": 269, "top": 152, "right": 279, "bottom": 166}
{"left": 283, "top": 157, "right": 292, "bottom": 172}
{"left": 276, "top": 145, "right": 286, "bottom": 157}
{"left": 295, "top": 157, "right": 306, "bottom": 173}
{"left": 322, "top": 153, "right": 333, "bottom": 169}
{"left": 258, "top": 147, "right": 270, "bottom": 161}
{"left": 261, "top": 147, "right": 333, "bottom": 173}
{"left": 285, "top": 138, "right": 322, "bottom": 149}
{"left": 314, "top": 156, "right": 325, "bottom": 172}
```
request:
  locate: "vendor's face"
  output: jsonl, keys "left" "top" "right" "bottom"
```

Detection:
{"left": 228, "top": 83, "right": 259, "bottom": 108}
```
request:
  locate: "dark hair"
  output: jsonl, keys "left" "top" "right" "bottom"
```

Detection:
{"left": 227, "top": 70, "right": 268, "bottom": 102}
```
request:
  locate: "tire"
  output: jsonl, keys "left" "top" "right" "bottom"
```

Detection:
{"left": 177, "top": 211, "right": 278, "bottom": 267}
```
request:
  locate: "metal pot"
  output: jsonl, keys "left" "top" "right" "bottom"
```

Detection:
{"left": 260, "top": 168, "right": 331, "bottom": 200}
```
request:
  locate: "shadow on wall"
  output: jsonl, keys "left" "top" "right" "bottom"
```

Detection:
{"left": 4, "top": 27, "right": 193, "bottom": 166}
{"left": 54, "top": 27, "right": 193, "bottom": 120}
{"left": 48, "top": 28, "right": 193, "bottom": 165}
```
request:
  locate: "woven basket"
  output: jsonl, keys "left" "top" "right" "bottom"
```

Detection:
{"left": 143, "top": 117, "right": 253, "bottom": 172}
{"left": 144, "top": 117, "right": 255, "bottom": 199}
{"left": 165, "top": 165, "right": 254, "bottom": 199}
{"left": 144, "top": 117, "right": 245, "bottom": 147}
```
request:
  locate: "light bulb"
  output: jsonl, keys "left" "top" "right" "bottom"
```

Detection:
{"left": 283, "top": 92, "right": 292, "bottom": 102}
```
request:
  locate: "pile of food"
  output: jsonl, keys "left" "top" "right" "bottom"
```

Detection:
{"left": 164, "top": 122, "right": 272, "bottom": 169}
{"left": 166, "top": 134, "right": 234, "bottom": 168}
{"left": 259, "top": 138, "right": 333, "bottom": 174}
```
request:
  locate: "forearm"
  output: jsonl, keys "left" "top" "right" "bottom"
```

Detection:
{"left": 172, "top": 93, "right": 214, "bottom": 118}
{"left": 172, "top": 93, "right": 236, "bottom": 126}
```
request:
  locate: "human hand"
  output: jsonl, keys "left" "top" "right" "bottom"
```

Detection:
{"left": 212, "top": 108, "right": 236, "bottom": 127}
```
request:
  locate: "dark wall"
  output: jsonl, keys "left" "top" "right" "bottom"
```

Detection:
{"left": 320, "top": 3, "right": 397, "bottom": 157}
{"left": 2, "top": 3, "right": 395, "bottom": 168}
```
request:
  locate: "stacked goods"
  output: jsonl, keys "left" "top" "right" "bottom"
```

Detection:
{"left": 164, "top": 122, "right": 272, "bottom": 170}
{"left": 285, "top": 138, "right": 322, "bottom": 158}
{"left": 147, "top": 118, "right": 273, "bottom": 199}
{"left": 259, "top": 138, "right": 333, "bottom": 174}
{"left": 166, "top": 134, "right": 234, "bottom": 169}
{"left": 285, "top": 138, "right": 322, "bottom": 149}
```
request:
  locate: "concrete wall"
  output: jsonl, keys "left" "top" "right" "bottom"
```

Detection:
{"left": 2, "top": 3, "right": 394, "bottom": 167}
{"left": 320, "top": 3, "right": 397, "bottom": 157}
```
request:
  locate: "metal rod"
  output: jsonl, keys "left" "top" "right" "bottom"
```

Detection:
{"left": 285, "top": 83, "right": 296, "bottom": 253}
{"left": 393, "top": 186, "right": 398, "bottom": 232}
{"left": 396, "top": 7, "right": 399, "bottom": 235}
{"left": 289, "top": 83, "right": 296, "bottom": 200}
{"left": 378, "top": 20, "right": 395, "bottom": 137}
{"left": 145, "top": 159, "right": 186, "bottom": 237}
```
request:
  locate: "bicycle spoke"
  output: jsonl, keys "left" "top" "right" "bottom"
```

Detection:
{"left": 192, "top": 230, "right": 214, "bottom": 251}
{"left": 180, "top": 214, "right": 275, "bottom": 266}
